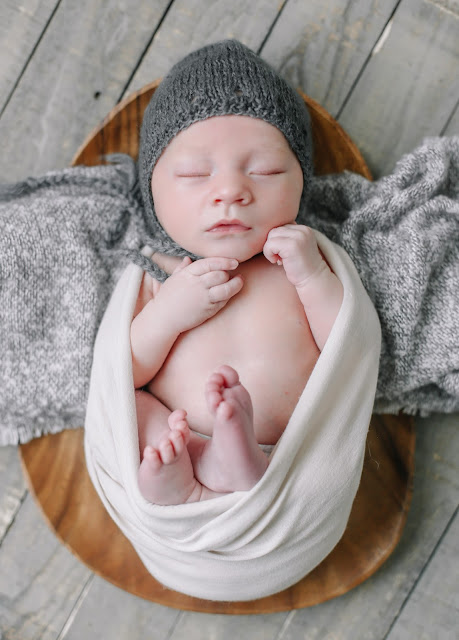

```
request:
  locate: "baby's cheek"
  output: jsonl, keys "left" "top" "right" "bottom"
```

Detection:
{"left": 247, "top": 233, "right": 270, "bottom": 259}
{"left": 251, "top": 235, "right": 265, "bottom": 251}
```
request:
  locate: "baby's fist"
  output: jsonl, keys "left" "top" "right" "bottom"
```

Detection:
{"left": 263, "top": 224, "right": 326, "bottom": 288}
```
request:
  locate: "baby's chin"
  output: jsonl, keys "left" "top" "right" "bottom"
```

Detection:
{"left": 200, "top": 246, "right": 262, "bottom": 263}
{"left": 195, "top": 238, "right": 266, "bottom": 263}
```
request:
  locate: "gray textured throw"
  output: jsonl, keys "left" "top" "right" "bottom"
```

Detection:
{"left": 1, "top": 137, "right": 458, "bottom": 446}
{"left": 0, "top": 159, "right": 146, "bottom": 445}
{"left": 302, "top": 136, "right": 459, "bottom": 415}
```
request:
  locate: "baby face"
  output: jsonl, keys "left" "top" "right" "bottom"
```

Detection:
{"left": 151, "top": 115, "right": 303, "bottom": 261}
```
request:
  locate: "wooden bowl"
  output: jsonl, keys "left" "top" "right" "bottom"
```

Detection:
{"left": 19, "top": 81, "right": 414, "bottom": 613}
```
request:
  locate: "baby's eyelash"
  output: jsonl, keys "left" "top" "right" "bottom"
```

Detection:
{"left": 176, "top": 173, "right": 210, "bottom": 178}
{"left": 251, "top": 170, "right": 285, "bottom": 176}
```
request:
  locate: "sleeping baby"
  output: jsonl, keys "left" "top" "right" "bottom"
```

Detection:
{"left": 130, "top": 40, "right": 343, "bottom": 505}
{"left": 84, "top": 39, "right": 381, "bottom": 599}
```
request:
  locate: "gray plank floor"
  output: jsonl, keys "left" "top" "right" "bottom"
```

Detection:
{"left": 1, "top": 1, "right": 458, "bottom": 638}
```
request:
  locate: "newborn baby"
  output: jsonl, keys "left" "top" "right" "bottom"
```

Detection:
{"left": 130, "top": 41, "right": 343, "bottom": 504}
{"left": 83, "top": 40, "right": 382, "bottom": 599}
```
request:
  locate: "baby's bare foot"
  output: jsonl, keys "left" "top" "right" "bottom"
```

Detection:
{"left": 137, "top": 410, "right": 199, "bottom": 505}
{"left": 193, "top": 365, "right": 269, "bottom": 492}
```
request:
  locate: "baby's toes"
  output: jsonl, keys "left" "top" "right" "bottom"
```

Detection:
{"left": 169, "top": 428, "right": 187, "bottom": 457}
{"left": 216, "top": 398, "right": 235, "bottom": 420}
{"left": 143, "top": 445, "right": 162, "bottom": 470}
{"left": 216, "top": 365, "right": 240, "bottom": 387}
{"left": 168, "top": 410, "right": 190, "bottom": 442}
{"left": 206, "top": 371, "right": 225, "bottom": 389}
{"left": 158, "top": 438, "right": 177, "bottom": 465}
{"left": 205, "top": 373, "right": 225, "bottom": 409}
{"left": 168, "top": 408, "right": 186, "bottom": 428}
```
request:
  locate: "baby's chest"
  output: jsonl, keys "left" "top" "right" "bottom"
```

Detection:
{"left": 149, "top": 257, "right": 320, "bottom": 441}
{"left": 171, "top": 266, "right": 311, "bottom": 365}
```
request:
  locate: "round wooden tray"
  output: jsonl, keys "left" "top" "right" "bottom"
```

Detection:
{"left": 20, "top": 82, "right": 414, "bottom": 614}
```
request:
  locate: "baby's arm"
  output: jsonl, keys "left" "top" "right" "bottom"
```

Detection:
{"left": 264, "top": 225, "right": 343, "bottom": 351}
{"left": 131, "top": 256, "right": 243, "bottom": 388}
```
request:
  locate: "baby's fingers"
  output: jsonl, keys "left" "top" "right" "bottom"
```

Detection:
{"left": 189, "top": 257, "right": 239, "bottom": 276}
{"left": 263, "top": 235, "right": 286, "bottom": 264}
{"left": 201, "top": 269, "right": 231, "bottom": 288}
{"left": 208, "top": 274, "right": 244, "bottom": 303}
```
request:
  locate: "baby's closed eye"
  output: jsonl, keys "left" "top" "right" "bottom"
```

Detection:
{"left": 249, "top": 168, "right": 285, "bottom": 176}
{"left": 174, "top": 161, "right": 211, "bottom": 178}
{"left": 175, "top": 171, "right": 211, "bottom": 178}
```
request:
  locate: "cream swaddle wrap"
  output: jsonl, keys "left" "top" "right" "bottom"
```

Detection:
{"left": 84, "top": 230, "right": 381, "bottom": 601}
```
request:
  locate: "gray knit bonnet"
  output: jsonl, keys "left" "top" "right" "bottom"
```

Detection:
{"left": 138, "top": 39, "right": 313, "bottom": 256}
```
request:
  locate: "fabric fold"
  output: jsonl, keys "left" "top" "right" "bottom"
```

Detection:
{"left": 84, "top": 231, "right": 381, "bottom": 601}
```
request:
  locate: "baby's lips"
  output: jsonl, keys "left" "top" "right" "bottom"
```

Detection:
{"left": 207, "top": 218, "right": 251, "bottom": 231}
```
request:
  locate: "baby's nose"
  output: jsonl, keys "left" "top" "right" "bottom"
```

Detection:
{"left": 211, "top": 172, "right": 252, "bottom": 206}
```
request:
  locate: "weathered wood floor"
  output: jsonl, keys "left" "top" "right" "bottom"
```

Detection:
{"left": 1, "top": 1, "right": 458, "bottom": 638}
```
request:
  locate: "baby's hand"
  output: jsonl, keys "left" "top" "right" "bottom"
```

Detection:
{"left": 263, "top": 224, "right": 326, "bottom": 288}
{"left": 154, "top": 256, "right": 243, "bottom": 334}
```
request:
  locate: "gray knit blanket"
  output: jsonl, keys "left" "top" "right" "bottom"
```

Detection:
{"left": 1, "top": 137, "right": 458, "bottom": 446}
{"left": 0, "top": 160, "right": 146, "bottom": 445}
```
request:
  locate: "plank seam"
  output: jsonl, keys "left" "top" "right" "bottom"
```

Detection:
{"left": 55, "top": 574, "right": 95, "bottom": 640}
{"left": 441, "top": 97, "right": 459, "bottom": 135}
{"left": 164, "top": 609, "right": 185, "bottom": 640}
{"left": 371, "top": 18, "right": 394, "bottom": 56}
{"left": 275, "top": 610, "right": 296, "bottom": 639}
{"left": 426, "top": 0, "right": 459, "bottom": 18}
{"left": 321, "top": 0, "right": 358, "bottom": 110}
{"left": 336, "top": 0, "right": 403, "bottom": 120}
{"left": 382, "top": 501, "right": 459, "bottom": 639}
{"left": 0, "top": 0, "right": 64, "bottom": 121}
{"left": 258, "top": 0, "right": 290, "bottom": 56}
{"left": 118, "top": 0, "right": 176, "bottom": 104}
{"left": 0, "top": 488, "right": 28, "bottom": 546}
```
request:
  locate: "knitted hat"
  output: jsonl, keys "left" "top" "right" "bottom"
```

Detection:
{"left": 138, "top": 39, "right": 313, "bottom": 242}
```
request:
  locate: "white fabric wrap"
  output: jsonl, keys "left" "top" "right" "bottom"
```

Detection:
{"left": 84, "top": 231, "right": 381, "bottom": 601}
